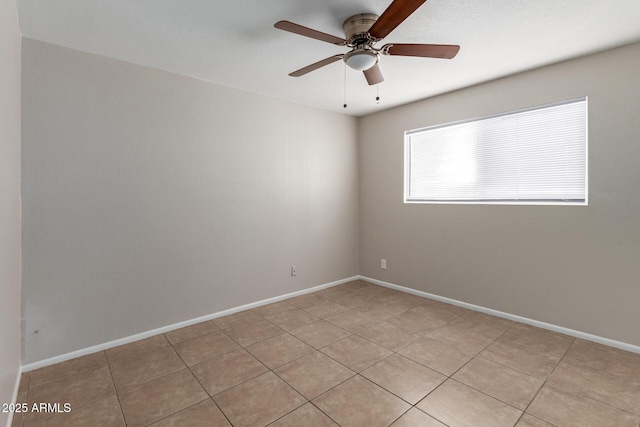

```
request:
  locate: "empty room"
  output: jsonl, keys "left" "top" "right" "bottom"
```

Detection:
{"left": 2, "top": 0, "right": 640, "bottom": 426}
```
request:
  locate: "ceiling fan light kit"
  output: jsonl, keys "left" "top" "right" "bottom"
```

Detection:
{"left": 274, "top": 0, "right": 460, "bottom": 87}
{"left": 344, "top": 50, "right": 378, "bottom": 71}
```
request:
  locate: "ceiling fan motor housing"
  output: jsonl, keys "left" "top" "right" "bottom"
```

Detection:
{"left": 342, "top": 13, "right": 379, "bottom": 46}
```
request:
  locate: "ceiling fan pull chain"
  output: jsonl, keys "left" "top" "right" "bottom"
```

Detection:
{"left": 343, "top": 62, "right": 348, "bottom": 108}
{"left": 376, "top": 84, "right": 380, "bottom": 104}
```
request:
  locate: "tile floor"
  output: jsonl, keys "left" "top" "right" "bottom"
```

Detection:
{"left": 11, "top": 280, "right": 640, "bottom": 427}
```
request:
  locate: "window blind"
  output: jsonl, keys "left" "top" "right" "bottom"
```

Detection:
{"left": 405, "top": 97, "right": 588, "bottom": 204}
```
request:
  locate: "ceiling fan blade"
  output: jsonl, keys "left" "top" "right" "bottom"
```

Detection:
{"left": 275, "top": 21, "right": 346, "bottom": 45}
{"left": 385, "top": 43, "right": 460, "bottom": 59}
{"left": 368, "top": 0, "right": 428, "bottom": 39}
{"left": 363, "top": 63, "right": 384, "bottom": 85}
{"left": 289, "top": 55, "right": 344, "bottom": 77}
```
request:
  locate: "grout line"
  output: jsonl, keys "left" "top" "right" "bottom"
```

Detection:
{"left": 307, "top": 401, "right": 343, "bottom": 427}
{"left": 173, "top": 306, "right": 326, "bottom": 426}
{"left": 168, "top": 333, "right": 244, "bottom": 427}
{"left": 142, "top": 398, "right": 212, "bottom": 426}
{"left": 103, "top": 350, "right": 128, "bottom": 426}
{"left": 519, "top": 335, "right": 575, "bottom": 419}
{"left": 446, "top": 319, "right": 517, "bottom": 380}
{"left": 22, "top": 358, "right": 121, "bottom": 425}
{"left": 416, "top": 322, "right": 532, "bottom": 417}
{"left": 359, "top": 275, "right": 640, "bottom": 355}
{"left": 524, "top": 338, "right": 640, "bottom": 421}
{"left": 291, "top": 286, "right": 460, "bottom": 426}
{"left": 346, "top": 296, "right": 535, "bottom": 425}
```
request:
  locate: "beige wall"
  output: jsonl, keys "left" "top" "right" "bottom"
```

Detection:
{"left": 21, "top": 39, "right": 359, "bottom": 364}
{"left": 0, "top": 0, "right": 22, "bottom": 421}
{"left": 359, "top": 42, "right": 640, "bottom": 346}
{"left": 18, "top": 34, "right": 640, "bottom": 365}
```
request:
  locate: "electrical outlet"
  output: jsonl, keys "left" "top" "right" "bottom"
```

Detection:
{"left": 291, "top": 266, "right": 297, "bottom": 276}
{"left": 381, "top": 259, "right": 387, "bottom": 269}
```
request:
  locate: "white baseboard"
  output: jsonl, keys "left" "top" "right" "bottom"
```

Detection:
{"left": 22, "top": 276, "right": 359, "bottom": 372}
{"left": 359, "top": 275, "right": 640, "bottom": 355}
{"left": 5, "top": 366, "right": 22, "bottom": 427}
{"left": 21, "top": 273, "right": 639, "bottom": 373}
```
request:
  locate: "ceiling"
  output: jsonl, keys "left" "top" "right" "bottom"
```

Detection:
{"left": 15, "top": 0, "right": 640, "bottom": 116}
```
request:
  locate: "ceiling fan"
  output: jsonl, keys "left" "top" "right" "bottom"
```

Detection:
{"left": 274, "top": 0, "right": 460, "bottom": 85}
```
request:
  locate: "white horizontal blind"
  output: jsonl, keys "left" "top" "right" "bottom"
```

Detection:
{"left": 405, "top": 97, "right": 587, "bottom": 204}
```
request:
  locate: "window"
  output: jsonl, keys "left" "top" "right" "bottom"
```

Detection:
{"left": 404, "top": 97, "right": 588, "bottom": 205}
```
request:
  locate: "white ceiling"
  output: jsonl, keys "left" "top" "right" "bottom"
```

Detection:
{"left": 15, "top": 0, "right": 640, "bottom": 116}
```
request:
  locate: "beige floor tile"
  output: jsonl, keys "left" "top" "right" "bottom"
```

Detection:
{"left": 351, "top": 283, "right": 396, "bottom": 299}
{"left": 322, "top": 287, "right": 361, "bottom": 299}
{"left": 399, "top": 338, "right": 474, "bottom": 376}
{"left": 174, "top": 331, "right": 240, "bottom": 366}
{"left": 390, "top": 408, "right": 446, "bottom": 427}
{"left": 17, "top": 372, "right": 30, "bottom": 394}
{"left": 417, "top": 380, "right": 522, "bottom": 427}
{"left": 110, "top": 346, "right": 186, "bottom": 394}
{"left": 327, "top": 290, "right": 376, "bottom": 309}
{"left": 480, "top": 339, "right": 561, "bottom": 380}
{"left": 269, "top": 402, "right": 339, "bottom": 427}
{"left": 562, "top": 338, "right": 640, "bottom": 379}
{"left": 285, "top": 293, "right": 325, "bottom": 309}
{"left": 26, "top": 394, "right": 124, "bottom": 427}
{"left": 354, "top": 320, "right": 418, "bottom": 352}
{"left": 378, "top": 292, "right": 428, "bottom": 309}
{"left": 515, "top": 414, "right": 555, "bottom": 427}
{"left": 452, "top": 357, "right": 543, "bottom": 410}
{"left": 149, "top": 399, "right": 231, "bottom": 427}
{"left": 332, "top": 280, "right": 369, "bottom": 293}
{"left": 119, "top": 368, "right": 208, "bottom": 427}
{"left": 105, "top": 334, "right": 170, "bottom": 365}
{"left": 312, "top": 287, "right": 351, "bottom": 300}
{"left": 274, "top": 351, "right": 355, "bottom": 399}
{"left": 213, "top": 372, "right": 306, "bottom": 427}
{"left": 246, "top": 333, "right": 313, "bottom": 369}
{"left": 263, "top": 308, "right": 320, "bottom": 331}
{"left": 164, "top": 321, "right": 219, "bottom": 345}
{"left": 15, "top": 388, "right": 27, "bottom": 405}
{"left": 498, "top": 323, "right": 573, "bottom": 356}
{"left": 322, "top": 335, "right": 392, "bottom": 372}
{"left": 427, "top": 320, "right": 504, "bottom": 355}
{"left": 547, "top": 360, "right": 640, "bottom": 415}
{"left": 325, "top": 311, "right": 379, "bottom": 333}
{"left": 251, "top": 301, "right": 295, "bottom": 316}
{"left": 28, "top": 352, "right": 108, "bottom": 389}
{"left": 304, "top": 300, "right": 350, "bottom": 318}
{"left": 313, "top": 375, "right": 410, "bottom": 427}
{"left": 410, "top": 301, "right": 466, "bottom": 322}
{"left": 449, "top": 311, "right": 514, "bottom": 337}
{"left": 387, "top": 310, "right": 449, "bottom": 335}
{"left": 10, "top": 388, "right": 27, "bottom": 427}
{"left": 223, "top": 318, "right": 284, "bottom": 347}
{"left": 289, "top": 320, "right": 351, "bottom": 349}
{"left": 356, "top": 301, "right": 410, "bottom": 321}
{"left": 25, "top": 364, "right": 116, "bottom": 424}
{"left": 190, "top": 348, "right": 268, "bottom": 395}
{"left": 527, "top": 385, "right": 640, "bottom": 427}
{"left": 362, "top": 354, "right": 446, "bottom": 404}
{"left": 212, "top": 310, "right": 263, "bottom": 329}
